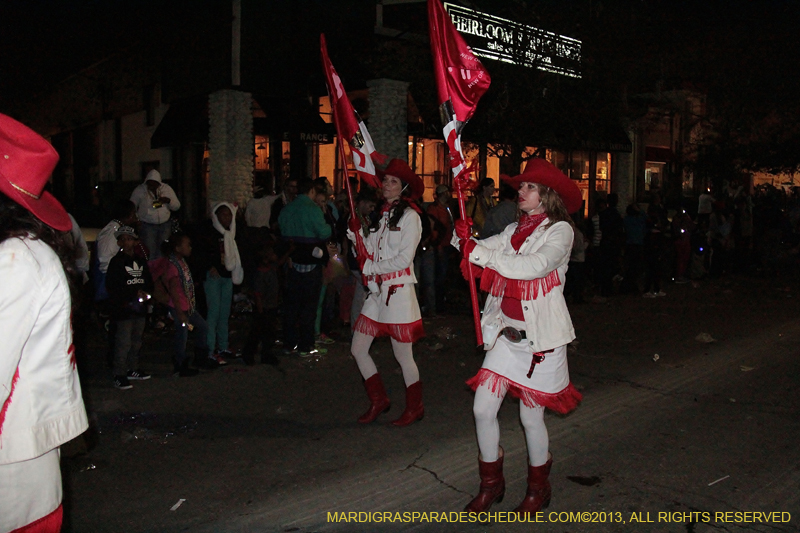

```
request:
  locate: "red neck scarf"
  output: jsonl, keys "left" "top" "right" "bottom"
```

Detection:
{"left": 510, "top": 212, "right": 548, "bottom": 251}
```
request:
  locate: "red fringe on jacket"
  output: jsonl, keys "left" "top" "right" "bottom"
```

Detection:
{"left": 479, "top": 268, "right": 561, "bottom": 300}
{"left": 354, "top": 315, "right": 425, "bottom": 343}
{"left": 466, "top": 369, "right": 582, "bottom": 414}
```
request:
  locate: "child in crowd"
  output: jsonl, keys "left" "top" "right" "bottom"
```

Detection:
{"left": 151, "top": 232, "right": 213, "bottom": 376}
{"left": 199, "top": 202, "right": 243, "bottom": 362}
{"left": 242, "top": 245, "right": 282, "bottom": 365}
{"left": 105, "top": 226, "right": 153, "bottom": 389}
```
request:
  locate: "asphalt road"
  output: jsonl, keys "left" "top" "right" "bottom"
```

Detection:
{"left": 62, "top": 275, "right": 800, "bottom": 533}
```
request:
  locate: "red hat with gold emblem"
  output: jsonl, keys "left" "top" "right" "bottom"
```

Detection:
{"left": 0, "top": 113, "right": 70, "bottom": 231}
{"left": 502, "top": 158, "right": 582, "bottom": 214}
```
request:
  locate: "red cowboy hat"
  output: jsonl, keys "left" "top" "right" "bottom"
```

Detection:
{"left": 502, "top": 158, "right": 583, "bottom": 214}
{"left": 377, "top": 159, "right": 425, "bottom": 201}
{"left": 0, "top": 113, "right": 70, "bottom": 231}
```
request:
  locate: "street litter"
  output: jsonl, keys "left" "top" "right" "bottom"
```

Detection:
{"left": 695, "top": 333, "right": 716, "bottom": 343}
{"left": 79, "top": 464, "right": 96, "bottom": 472}
{"left": 740, "top": 366, "right": 755, "bottom": 371}
{"left": 170, "top": 499, "right": 186, "bottom": 511}
{"left": 435, "top": 326, "right": 457, "bottom": 340}
{"left": 707, "top": 475, "right": 729, "bottom": 486}
{"left": 652, "top": 354, "right": 660, "bottom": 362}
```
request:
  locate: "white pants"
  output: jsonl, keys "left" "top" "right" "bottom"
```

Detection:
{"left": 350, "top": 330, "right": 419, "bottom": 387}
{"left": 473, "top": 382, "right": 549, "bottom": 466}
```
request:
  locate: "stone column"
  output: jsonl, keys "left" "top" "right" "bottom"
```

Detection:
{"left": 208, "top": 89, "right": 253, "bottom": 210}
{"left": 366, "top": 78, "right": 409, "bottom": 161}
{"left": 613, "top": 125, "right": 637, "bottom": 208}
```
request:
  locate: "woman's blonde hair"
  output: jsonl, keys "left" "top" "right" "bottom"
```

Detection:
{"left": 516, "top": 183, "right": 575, "bottom": 230}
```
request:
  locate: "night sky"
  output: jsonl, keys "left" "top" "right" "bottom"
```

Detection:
{"left": 2, "top": 0, "right": 799, "bottom": 169}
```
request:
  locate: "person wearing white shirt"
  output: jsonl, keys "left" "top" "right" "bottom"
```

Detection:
{"left": 93, "top": 200, "right": 138, "bottom": 301}
{"left": 245, "top": 186, "right": 279, "bottom": 229}
{"left": 130, "top": 169, "right": 180, "bottom": 259}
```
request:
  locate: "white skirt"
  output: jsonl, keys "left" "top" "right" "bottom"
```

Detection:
{"left": 354, "top": 283, "right": 424, "bottom": 343}
{"left": 467, "top": 314, "right": 582, "bottom": 413}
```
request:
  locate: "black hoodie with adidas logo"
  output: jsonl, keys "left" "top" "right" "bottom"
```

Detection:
{"left": 106, "top": 251, "right": 154, "bottom": 320}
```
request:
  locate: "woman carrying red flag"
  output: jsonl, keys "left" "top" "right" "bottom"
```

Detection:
{"left": 347, "top": 159, "right": 426, "bottom": 427}
{"left": 455, "top": 159, "right": 583, "bottom": 515}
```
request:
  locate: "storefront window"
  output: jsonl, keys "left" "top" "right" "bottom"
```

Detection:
{"left": 254, "top": 135, "right": 269, "bottom": 171}
{"left": 645, "top": 162, "right": 665, "bottom": 192}
{"left": 409, "top": 137, "right": 446, "bottom": 203}
{"left": 596, "top": 152, "right": 611, "bottom": 194}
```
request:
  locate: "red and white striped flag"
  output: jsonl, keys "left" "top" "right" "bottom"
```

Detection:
{"left": 320, "top": 34, "right": 384, "bottom": 189}
{"left": 427, "top": 0, "right": 491, "bottom": 182}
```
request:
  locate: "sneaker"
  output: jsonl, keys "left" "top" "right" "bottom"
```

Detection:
{"left": 655, "top": 290, "right": 666, "bottom": 297}
{"left": 315, "top": 333, "right": 335, "bottom": 345}
{"left": 210, "top": 353, "right": 228, "bottom": 366}
{"left": 126, "top": 369, "right": 151, "bottom": 381}
{"left": 218, "top": 349, "right": 240, "bottom": 359}
{"left": 299, "top": 347, "right": 327, "bottom": 358}
{"left": 113, "top": 375, "right": 133, "bottom": 390}
{"left": 642, "top": 292, "right": 657, "bottom": 298}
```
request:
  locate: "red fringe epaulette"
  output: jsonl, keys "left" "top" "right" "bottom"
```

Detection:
{"left": 354, "top": 315, "right": 425, "bottom": 343}
{"left": 479, "top": 268, "right": 561, "bottom": 300}
{"left": 466, "top": 369, "right": 582, "bottom": 414}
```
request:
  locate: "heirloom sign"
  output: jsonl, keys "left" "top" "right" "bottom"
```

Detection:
{"left": 444, "top": 3, "right": 582, "bottom": 79}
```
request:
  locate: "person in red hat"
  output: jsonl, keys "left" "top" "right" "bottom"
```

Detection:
{"left": 454, "top": 158, "right": 583, "bottom": 516}
{"left": 0, "top": 113, "right": 89, "bottom": 532}
{"left": 346, "top": 158, "right": 426, "bottom": 427}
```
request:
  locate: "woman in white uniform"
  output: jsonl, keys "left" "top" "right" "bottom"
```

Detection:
{"left": 0, "top": 113, "right": 89, "bottom": 533}
{"left": 348, "top": 159, "right": 426, "bottom": 427}
{"left": 455, "top": 158, "right": 583, "bottom": 515}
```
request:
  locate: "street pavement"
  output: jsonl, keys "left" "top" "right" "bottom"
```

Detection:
{"left": 62, "top": 275, "right": 800, "bottom": 532}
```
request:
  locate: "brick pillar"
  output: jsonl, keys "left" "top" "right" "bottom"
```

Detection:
{"left": 208, "top": 89, "right": 253, "bottom": 209}
{"left": 366, "top": 78, "right": 409, "bottom": 161}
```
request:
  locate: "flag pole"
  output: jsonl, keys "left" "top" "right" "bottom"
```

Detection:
{"left": 337, "top": 135, "right": 357, "bottom": 222}
{"left": 454, "top": 168, "right": 483, "bottom": 346}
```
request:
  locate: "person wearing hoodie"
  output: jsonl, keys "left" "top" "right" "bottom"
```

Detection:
{"left": 105, "top": 226, "right": 155, "bottom": 389}
{"left": 129, "top": 168, "right": 181, "bottom": 260}
{"left": 199, "top": 202, "right": 244, "bottom": 363}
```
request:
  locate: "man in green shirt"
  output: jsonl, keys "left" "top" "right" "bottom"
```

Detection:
{"left": 278, "top": 178, "right": 331, "bottom": 356}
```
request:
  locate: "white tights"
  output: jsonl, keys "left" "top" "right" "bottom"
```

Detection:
{"left": 350, "top": 330, "right": 420, "bottom": 386}
{"left": 473, "top": 382, "right": 549, "bottom": 466}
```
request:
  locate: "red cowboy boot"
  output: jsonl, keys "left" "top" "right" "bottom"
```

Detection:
{"left": 391, "top": 381, "right": 424, "bottom": 427}
{"left": 514, "top": 454, "right": 552, "bottom": 516}
{"left": 464, "top": 448, "right": 505, "bottom": 513}
{"left": 358, "top": 374, "right": 391, "bottom": 423}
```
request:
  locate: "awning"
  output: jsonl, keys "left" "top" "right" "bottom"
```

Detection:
{"left": 253, "top": 96, "right": 335, "bottom": 144}
{"left": 645, "top": 146, "right": 674, "bottom": 162}
{"left": 150, "top": 96, "right": 209, "bottom": 149}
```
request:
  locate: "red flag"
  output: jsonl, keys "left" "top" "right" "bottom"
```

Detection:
{"left": 428, "top": 0, "right": 491, "bottom": 346}
{"left": 428, "top": 0, "right": 491, "bottom": 186}
{"left": 428, "top": 0, "right": 491, "bottom": 123}
{"left": 320, "top": 34, "right": 383, "bottom": 189}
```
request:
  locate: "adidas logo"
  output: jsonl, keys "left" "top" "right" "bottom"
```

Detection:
{"left": 125, "top": 261, "right": 143, "bottom": 278}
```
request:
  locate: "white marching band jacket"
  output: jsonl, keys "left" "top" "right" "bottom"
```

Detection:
{"left": 0, "top": 238, "right": 88, "bottom": 465}
{"left": 454, "top": 219, "right": 577, "bottom": 353}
